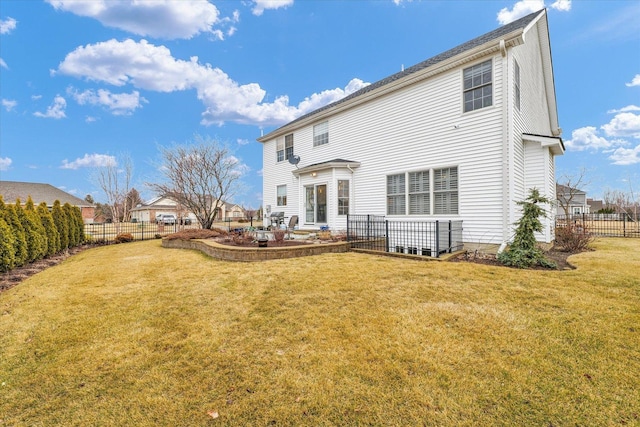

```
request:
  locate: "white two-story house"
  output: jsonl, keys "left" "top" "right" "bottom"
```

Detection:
{"left": 259, "top": 9, "right": 564, "bottom": 248}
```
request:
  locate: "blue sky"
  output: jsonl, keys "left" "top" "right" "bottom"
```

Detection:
{"left": 1, "top": 0, "right": 638, "bottom": 207}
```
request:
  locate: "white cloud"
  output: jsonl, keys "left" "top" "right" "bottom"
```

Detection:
{"left": 2, "top": 99, "right": 17, "bottom": 112}
{"left": 607, "top": 105, "right": 640, "bottom": 114}
{"left": 61, "top": 153, "right": 117, "bottom": 169}
{"left": 55, "top": 38, "right": 369, "bottom": 126}
{"left": 85, "top": 116, "right": 97, "bottom": 123}
{"left": 601, "top": 112, "right": 640, "bottom": 139}
{"left": 627, "top": 74, "right": 640, "bottom": 87}
{"left": 33, "top": 95, "right": 67, "bottom": 119}
{"left": 497, "top": 0, "right": 544, "bottom": 25}
{"left": 564, "top": 126, "right": 616, "bottom": 151}
{"left": 550, "top": 0, "right": 571, "bottom": 12}
{"left": 0, "top": 58, "right": 7, "bottom": 69}
{"left": 252, "top": 0, "right": 294, "bottom": 16}
{"left": 237, "top": 138, "right": 250, "bottom": 146}
{"left": 609, "top": 145, "right": 640, "bottom": 165}
{"left": 46, "top": 0, "right": 223, "bottom": 39}
{"left": 0, "top": 157, "right": 12, "bottom": 171}
{"left": 68, "top": 87, "right": 147, "bottom": 115}
{"left": 31, "top": 95, "right": 42, "bottom": 100}
{"left": 0, "top": 17, "right": 17, "bottom": 34}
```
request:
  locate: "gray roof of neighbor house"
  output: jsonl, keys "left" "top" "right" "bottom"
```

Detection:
{"left": 0, "top": 181, "right": 94, "bottom": 207}
{"left": 259, "top": 9, "right": 545, "bottom": 142}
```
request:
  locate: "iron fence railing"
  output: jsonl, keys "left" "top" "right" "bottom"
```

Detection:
{"left": 556, "top": 213, "right": 640, "bottom": 238}
{"left": 84, "top": 221, "right": 201, "bottom": 244}
{"left": 347, "top": 214, "right": 463, "bottom": 258}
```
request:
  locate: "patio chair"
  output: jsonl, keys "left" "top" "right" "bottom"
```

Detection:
{"left": 286, "top": 215, "right": 299, "bottom": 239}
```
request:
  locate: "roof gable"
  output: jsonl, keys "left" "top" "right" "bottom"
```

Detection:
{"left": 0, "top": 181, "right": 94, "bottom": 207}
{"left": 259, "top": 9, "right": 547, "bottom": 142}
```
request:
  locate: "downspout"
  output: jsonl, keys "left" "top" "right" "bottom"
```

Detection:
{"left": 499, "top": 39, "right": 510, "bottom": 253}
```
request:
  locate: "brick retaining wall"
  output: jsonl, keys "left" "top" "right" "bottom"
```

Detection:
{"left": 162, "top": 238, "right": 350, "bottom": 262}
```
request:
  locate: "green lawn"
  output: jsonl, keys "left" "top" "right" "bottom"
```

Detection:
{"left": 1, "top": 238, "right": 639, "bottom": 426}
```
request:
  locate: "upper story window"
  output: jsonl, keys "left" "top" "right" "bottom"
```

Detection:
{"left": 313, "top": 121, "right": 329, "bottom": 146}
{"left": 276, "top": 134, "right": 294, "bottom": 162}
{"left": 514, "top": 60, "right": 521, "bottom": 111}
{"left": 463, "top": 59, "right": 492, "bottom": 112}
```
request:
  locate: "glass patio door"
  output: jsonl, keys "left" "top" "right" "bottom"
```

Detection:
{"left": 305, "top": 184, "right": 327, "bottom": 224}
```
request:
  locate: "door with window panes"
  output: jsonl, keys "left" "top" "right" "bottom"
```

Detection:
{"left": 305, "top": 184, "right": 326, "bottom": 224}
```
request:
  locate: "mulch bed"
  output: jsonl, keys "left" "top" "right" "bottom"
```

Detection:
{"left": 450, "top": 247, "right": 578, "bottom": 270}
{"left": 1, "top": 244, "right": 97, "bottom": 293}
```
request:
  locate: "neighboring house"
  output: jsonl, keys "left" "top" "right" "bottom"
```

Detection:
{"left": 0, "top": 180, "right": 96, "bottom": 223}
{"left": 587, "top": 198, "right": 604, "bottom": 214}
{"left": 129, "top": 195, "right": 244, "bottom": 223}
{"left": 258, "top": 9, "right": 563, "bottom": 246}
{"left": 556, "top": 184, "right": 588, "bottom": 216}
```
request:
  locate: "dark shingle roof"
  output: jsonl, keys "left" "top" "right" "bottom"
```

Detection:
{"left": 0, "top": 181, "right": 94, "bottom": 207}
{"left": 265, "top": 9, "right": 544, "bottom": 136}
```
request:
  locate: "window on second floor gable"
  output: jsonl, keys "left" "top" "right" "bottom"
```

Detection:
{"left": 276, "top": 134, "right": 294, "bottom": 162}
{"left": 313, "top": 121, "right": 329, "bottom": 146}
{"left": 463, "top": 59, "right": 492, "bottom": 112}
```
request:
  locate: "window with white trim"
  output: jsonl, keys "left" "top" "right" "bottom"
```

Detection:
{"left": 313, "top": 121, "right": 329, "bottom": 146}
{"left": 514, "top": 60, "right": 521, "bottom": 111}
{"left": 463, "top": 60, "right": 492, "bottom": 112}
{"left": 434, "top": 167, "right": 459, "bottom": 214}
{"left": 276, "top": 134, "right": 294, "bottom": 162}
{"left": 386, "top": 167, "right": 458, "bottom": 215}
{"left": 387, "top": 174, "right": 406, "bottom": 215}
{"left": 409, "top": 170, "right": 430, "bottom": 214}
{"left": 276, "top": 185, "right": 287, "bottom": 206}
{"left": 337, "top": 180, "right": 349, "bottom": 215}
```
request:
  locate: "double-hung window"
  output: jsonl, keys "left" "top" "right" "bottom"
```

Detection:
{"left": 387, "top": 174, "right": 406, "bottom": 215}
{"left": 313, "top": 121, "right": 329, "bottom": 146}
{"left": 276, "top": 134, "right": 294, "bottom": 162}
{"left": 463, "top": 59, "right": 492, "bottom": 112}
{"left": 276, "top": 185, "right": 287, "bottom": 206}
{"left": 387, "top": 167, "right": 458, "bottom": 215}
{"left": 434, "top": 167, "right": 459, "bottom": 214}
{"left": 337, "top": 180, "right": 349, "bottom": 215}
{"left": 409, "top": 170, "right": 430, "bottom": 214}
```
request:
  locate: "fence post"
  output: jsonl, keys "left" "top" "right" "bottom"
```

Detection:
{"left": 385, "top": 220, "right": 389, "bottom": 252}
{"left": 346, "top": 214, "right": 350, "bottom": 242}
{"left": 623, "top": 213, "right": 626, "bottom": 237}
{"left": 435, "top": 221, "right": 440, "bottom": 257}
{"left": 367, "top": 214, "right": 371, "bottom": 242}
{"left": 141, "top": 221, "right": 144, "bottom": 241}
{"left": 103, "top": 222, "right": 106, "bottom": 243}
{"left": 448, "top": 220, "right": 452, "bottom": 253}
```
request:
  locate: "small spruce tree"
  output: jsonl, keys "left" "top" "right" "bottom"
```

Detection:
{"left": 1, "top": 199, "right": 28, "bottom": 267}
{"left": 497, "top": 188, "right": 557, "bottom": 269}
{"left": 0, "top": 216, "right": 16, "bottom": 272}
{"left": 38, "top": 202, "right": 61, "bottom": 256}
{"left": 52, "top": 200, "right": 69, "bottom": 250}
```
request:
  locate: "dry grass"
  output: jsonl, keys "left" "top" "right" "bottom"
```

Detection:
{"left": 1, "top": 238, "right": 639, "bottom": 426}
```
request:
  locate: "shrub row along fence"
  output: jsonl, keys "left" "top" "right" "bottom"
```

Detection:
{"left": 556, "top": 213, "right": 640, "bottom": 238}
{"left": 347, "top": 214, "right": 464, "bottom": 258}
{"left": 84, "top": 221, "right": 202, "bottom": 244}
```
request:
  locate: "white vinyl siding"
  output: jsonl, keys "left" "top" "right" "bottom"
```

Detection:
{"left": 463, "top": 59, "right": 493, "bottom": 112}
{"left": 514, "top": 60, "right": 521, "bottom": 111}
{"left": 313, "top": 121, "right": 329, "bottom": 146}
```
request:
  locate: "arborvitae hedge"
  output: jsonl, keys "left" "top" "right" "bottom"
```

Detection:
{"left": 52, "top": 201, "right": 69, "bottom": 250}
{"left": 2, "top": 201, "right": 28, "bottom": 267}
{"left": 38, "top": 202, "right": 60, "bottom": 257}
{"left": 0, "top": 197, "right": 87, "bottom": 273}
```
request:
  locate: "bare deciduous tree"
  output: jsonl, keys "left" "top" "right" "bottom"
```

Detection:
{"left": 91, "top": 154, "right": 133, "bottom": 225}
{"left": 147, "top": 135, "right": 242, "bottom": 229}
{"left": 556, "top": 168, "right": 590, "bottom": 217}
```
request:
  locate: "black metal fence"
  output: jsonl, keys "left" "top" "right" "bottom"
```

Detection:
{"left": 347, "top": 214, "right": 464, "bottom": 258}
{"left": 556, "top": 213, "right": 640, "bottom": 238}
{"left": 84, "top": 221, "right": 202, "bottom": 244}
